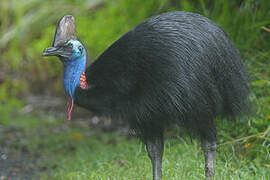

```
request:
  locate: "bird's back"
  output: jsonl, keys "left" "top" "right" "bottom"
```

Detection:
{"left": 84, "top": 11, "right": 250, "bottom": 139}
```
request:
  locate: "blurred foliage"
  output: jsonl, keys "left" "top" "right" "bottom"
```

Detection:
{"left": 0, "top": 0, "right": 269, "bottom": 162}
{"left": 0, "top": 0, "right": 269, "bottom": 94}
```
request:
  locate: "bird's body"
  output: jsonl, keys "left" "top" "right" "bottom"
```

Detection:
{"left": 43, "top": 11, "right": 250, "bottom": 180}
{"left": 76, "top": 11, "right": 250, "bottom": 140}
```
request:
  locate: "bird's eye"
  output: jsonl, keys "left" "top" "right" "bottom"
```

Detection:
{"left": 78, "top": 46, "right": 83, "bottom": 53}
{"left": 65, "top": 42, "right": 73, "bottom": 48}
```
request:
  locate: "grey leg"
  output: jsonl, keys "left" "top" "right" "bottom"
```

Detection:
{"left": 202, "top": 139, "right": 217, "bottom": 180}
{"left": 145, "top": 137, "right": 164, "bottom": 180}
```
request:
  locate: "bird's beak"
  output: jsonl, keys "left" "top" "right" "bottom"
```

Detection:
{"left": 42, "top": 15, "right": 76, "bottom": 58}
{"left": 42, "top": 46, "right": 73, "bottom": 58}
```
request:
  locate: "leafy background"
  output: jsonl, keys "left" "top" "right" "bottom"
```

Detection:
{"left": 0, "top": 0, "right": 269, "bottom": 179}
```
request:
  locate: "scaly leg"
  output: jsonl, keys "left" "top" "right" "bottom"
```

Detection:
{"left": 202, "top": 139, "right": 217, "bottom": 180}
{"left": 145, "top": 136, "right": 164, "bottom": 180}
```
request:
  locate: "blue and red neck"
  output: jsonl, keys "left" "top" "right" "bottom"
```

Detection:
{"left": 61, "top": 54, "right": 87, "bottom": 120}
{"left": 62, "top": 55, "right": 86, "bottom": 98}
{"left": 42, "top": 39, "right": 88, "bottom": 121}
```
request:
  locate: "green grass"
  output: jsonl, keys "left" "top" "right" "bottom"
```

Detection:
{"left": 0, "top": 0, "right": 269, "bottom": 179}
{"left": 3, "top": 114, "right": 268, "bottom": 180}
{"left": 44, "top": 137, "right": 269, "bottom": 180}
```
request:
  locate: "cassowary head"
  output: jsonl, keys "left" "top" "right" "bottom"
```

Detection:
{"left": 42, "top": 15, "right": 87, "bottom": 120}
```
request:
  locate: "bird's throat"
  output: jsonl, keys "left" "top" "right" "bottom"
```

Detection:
{"left": 62, "top": 56, "right": 87, "bottom": 121}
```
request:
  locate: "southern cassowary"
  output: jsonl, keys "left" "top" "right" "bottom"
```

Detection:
{"left": 42, "top": 11, "right": 250, "bottom": 180}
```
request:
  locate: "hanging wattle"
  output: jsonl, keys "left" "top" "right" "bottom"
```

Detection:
{"left": 63, "top": 55, "right": 87, "bottom": 121}
{"left": 66, "top": 71, "right": 87, "bottom": 121}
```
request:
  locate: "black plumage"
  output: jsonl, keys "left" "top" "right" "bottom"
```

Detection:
{"left": 43, "top": 11, "right": 250, "bottom": 180}
{"left": 76, "top": 11, "right": 250, "bottom": 140}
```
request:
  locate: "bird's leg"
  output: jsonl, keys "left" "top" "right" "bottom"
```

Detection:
{"left": 145, "top": 136, "right": 164, "bottom": 180}
{"left": 201, "top": 139, "right": 216, "bottom": 180}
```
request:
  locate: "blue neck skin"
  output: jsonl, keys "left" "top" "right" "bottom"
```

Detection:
{"left": 62, "top": 55, "right": 86, "bottom": 100}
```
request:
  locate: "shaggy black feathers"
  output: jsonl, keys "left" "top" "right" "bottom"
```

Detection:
{"left": 74, "top": 11, "right": 250, "bottom": 141}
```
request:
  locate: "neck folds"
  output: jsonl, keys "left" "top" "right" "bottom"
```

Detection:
{"left": 80, "top": 72, "right": 87, "bottom": 89}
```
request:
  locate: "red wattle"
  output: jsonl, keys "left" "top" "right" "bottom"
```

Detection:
{"left": 80, "top": 71, "right": 87, "bottom": 89}
{"left": 66, "top": 71, "right": 87, "bottom": 121}
{"left": 67, "top": 96, "right": 74, "bottom": 121}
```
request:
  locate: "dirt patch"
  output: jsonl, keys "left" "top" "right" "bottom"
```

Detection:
{"left": 0, "top": 95, "right": 129, "bottom": 179}
{"left": 0, "top": 127, "right": 36, "bottom": 180}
